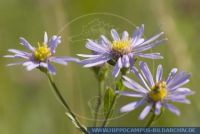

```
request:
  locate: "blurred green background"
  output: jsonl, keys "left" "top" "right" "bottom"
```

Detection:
{"left": 0, "top": 0, "right": 200, "bottom": 133}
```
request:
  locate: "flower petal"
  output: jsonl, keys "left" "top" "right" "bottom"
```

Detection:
{"left": 48, "top": 35, "right": 61, "bottom": 53}
{"left": 81, "top": 54, "right": 111, "bottom": 67}
{"left": 155, "top": 101, "right": 162, "bottom": 115}
{"left": 47, "top": 62, "right": 56, "bottom": 75}
{"left": 139, "top": 32, "right": 164, "bottom": 46}
{"left": 134, "top": 38, "right": 166, "bottom": 53}
{"left": 121, "top": 55, "right": 130, "bottom": 68}
{"left": 137, "top": 53, "right": 163, "bottom": 59}
{"left": 77, "top": 54, "right": 100, "bottom": 58}
{"left": 44, "top": 32, "right": 48, "bottom": 44}
{"left": 116, "top": 91, "right": 144, "bottom": 98}
{"left": 171, "top": 88, "right": 194, "bottom": 96}
{"left": 156, "top": 64, "right": 163, "bottom": 83}
{"left": 112, "top": 63, "right": 121, "bottom": 78}
{"left": 131, "top": 66, "right": 150, "bottom": 91}
{"left": 86, "top": 39, "right": 109, "bottom": 53}
{"left": 166, "top": 68, "right": 178, "bottom": 84}
{"left": 25, "top": 62, "right": 39, "bottom": 71}
{"left": 139, "top": 62, "right": 154, "bottom": 87}
{"left": 167, "top": 72, "right": 191, "bottom": 90}
{"left": 120, "top": 98, "right": 146, "bottom": 113}
{"left": 164, "top": 103, "right": 180, "bottom": 116}
{"left": 139, "top": 103, "right": 153, "bottom": 120}
{"left": 100, "top": 35, "right": 111, "bottom": 47}
{"left": 19, "top": 38, "right": 35, "bottom": 52}
{"left": 122, "top": 31, "right": 129, "bottom": 40}
{"left": 111, "top": 29, "right": 120, "bottom": 40}
{"left": 122, "top": 76, "right": 148, "bottom": 93}
{"left": 132, "top": 24, "right": 144, "bottom": 46}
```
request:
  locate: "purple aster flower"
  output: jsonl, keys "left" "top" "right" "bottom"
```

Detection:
{"left": 4, "top": 32, "right": 79, "bottom": 75}
{"left": 118, "top": 61, "right": 193, "bottom": 120}
{"left": 78, "top": 24, "right": 166, "bottom": 77}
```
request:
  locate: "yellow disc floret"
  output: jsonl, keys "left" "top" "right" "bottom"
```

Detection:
{"left": 112, "top": 39, "right": 131, "bottom": 55}
{"left": 149, "top": 81, "right": 167, "bottom": 102}
{"left": 34, "top": 43, "right": 51, "bottom": 61}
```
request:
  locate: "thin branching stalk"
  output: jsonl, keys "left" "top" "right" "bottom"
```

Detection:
{"left": 93, "top": 80, "right": 104, "bottom": 127}
{"left": 101, "top": 94, "right": 118, "bottom": 127}
{"left": 46, "top": 73, "right": 88, "bottom": 134}
{"left": 145, "top": 113, "right": 156, "bottom": 127}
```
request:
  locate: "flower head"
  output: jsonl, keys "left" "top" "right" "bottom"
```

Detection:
{"left": 78, "top": 24, "right": 166, "bottom": 77}
{"left": 118, "top": 61, "right": 193, "bottom": 120}
{"left": 4, "top": 32, "right": 79, "bottom": 75}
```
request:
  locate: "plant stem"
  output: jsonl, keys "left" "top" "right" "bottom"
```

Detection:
{"left": 101, "top": 94, "right": 118, "bottom": 127}
{"left": 145, "top": 113, "right": 156, "bottom": 127}
{"left": 46, "top": 73, "right": 88, "bottom": 134}
{"left": 93, "top": 80, "right": 104, "bottom": 127}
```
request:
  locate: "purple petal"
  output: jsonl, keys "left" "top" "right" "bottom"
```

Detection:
{"left": 123, "top": 76, "right": 148, "bottom": 93}
{"left": 19, "top": 37, "right": 35, "bottom": 52}
{"left": 139, "top": 103, "right": 153, "bottom": 120}
{"left": 4, "top": 54, "right": 29, "bottom": 59}
{"left": 166, "top": 95, "right": 191, "bottom": 104}
{"left": 140, "top": 62, "right": 154, "bottom": 87}
{"left": 166, "top": 68, "right": 178, "bottom": 84}
{"left": 171, "top": 88, "right": 194, "bottom": 96}
{"left": 86, "top": 39, "right": 109, "bottom": 53}
{"left": 132, "top": 24, "right": 144, "bottom": 46}
{"left": 122, "top": 31, "right": 129, "bottom": 40}
{"left": 39, "top": 62, "right": 48, "bottom": 68}
{"left": 47, "top": 62, "right": 56, "bottom": 75}
{"left": 116, "top": 91, "right": 144, "bottom": 98}
{"left": 100, "top": 35, "right": 111, "bottom": 47}
{"left": 136, "top": 53, "right": 163, "bottom": 59}
{"left": 120, "top": 98, "right": 146, "bottom": 113}
{"left": 8, "top": 49, "right": 29, "bottom": 55}
{"left": 48, "top": 35, "right": 61, "bottom": 54}
{"left": 111, "top": 29, "right": 120, "bottom": 40}
{"left": 81, "top": 54, "right": 111, "bottom": 67}
{"left": 139, "top": 32, "right": 164, "bottom": 46}
{"left": 164, "top": 103, "right": 180, "bottom": 116}
{"left": 77, "top": 54, "right": 100, "bottom": 58}
{"left": 6, "top": 62, "right": 24, "bottom": 66}
{"left": 156, "top": 64, "right": 163, "bottom": 83}
{"left": 112, "top": 58, "right": 123, "bottom": 77}
{"left": 167, "top": 73, "right": 191, "bottom": 90}
{"left": 121, "top": 55, "right": 130, "bottom": 68}
{"left": 131, "top": 66, "right": 150, "bottom": 91}
{"left": 112, "top": 63, "right": 121, "bottom": 77}
{"left": 26, "top": 63, "right": 39, "bottom": 71}
{"left": 155, "top": 101, "right": 162, "bottom": 115}
{"left": 44, "top": 32, "right": 48, "bottom": 44}
{"left": 135, "top": 38, "right": 144, "bottom": 46}
{"left": 134, "top": 39, "right": 166, "bottom": 53}
{"left": 50, "top": 56, "right": 79, "bottom": 65}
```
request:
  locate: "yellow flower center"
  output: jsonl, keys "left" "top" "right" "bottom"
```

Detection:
{"left": 112, "top": 39, "right": 131, "bottom": 55}
{"left": 149, "top": 81, "right": 167, "bottom": 102}
{"left": 34, "top": 43, "right": 51, "bottom": 61}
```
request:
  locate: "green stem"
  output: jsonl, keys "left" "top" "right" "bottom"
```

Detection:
{"left": 101, "top": 94, "right": 118, "bottom": 127}
{"left": 101, "top": 71, "right": 126, "bottom": 127}
{"left": 46, "top": 73, "right": 88, "bottom": 134}
{"left": 93, "top": 80, "right": 104, "bottom": 127}
{"left": 145, "top": 113, "right": 156, "bottom": 127}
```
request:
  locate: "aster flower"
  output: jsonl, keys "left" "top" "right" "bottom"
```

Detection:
{"left": 4, "top": 32, "right": 79, "bottom": 75}
{"left": 118, "top": 61, "right": 193, "bottom": 120}
{"left": 78, "top": 24, "right": 166, "bottom": 77}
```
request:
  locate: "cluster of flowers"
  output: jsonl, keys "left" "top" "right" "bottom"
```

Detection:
{"left": 5, "top": 24, "right": 193, "bottom": 121}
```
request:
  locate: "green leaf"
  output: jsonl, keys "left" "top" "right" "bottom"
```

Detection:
{"left": 116, "top": 79, "right": 125, "bottom": 91}
{"left": 104, "top": 87, "right": 115, "bottom": 116}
